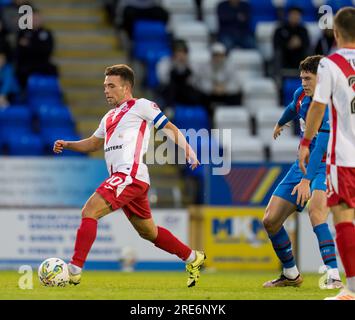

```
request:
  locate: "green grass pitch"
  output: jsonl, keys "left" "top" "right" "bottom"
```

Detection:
{"left": 0, "top": 270, "right": 341, "bottom": 300}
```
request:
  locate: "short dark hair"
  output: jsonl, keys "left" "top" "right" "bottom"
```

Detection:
{"left": 287, "top": 6, "right": 303, "bottom": 15}
{"left": 172, "top": 39, "right": 188, "bottom": 54}
{"left": 105, "top": 64, "right": 135, "bottom": 88}
{"left": 334, "top": 7, "right": 355, "bottom": 42}
{"left": 299, "top": 55, "right": 324, "bottom": 74}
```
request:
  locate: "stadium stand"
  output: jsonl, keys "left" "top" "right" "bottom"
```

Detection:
{"left": 242, "top": 78, "right": 279, "bottom": 115}
{"left": 2, "top": 0, "right": 351, "bottom": 204}
{"left": 269, "top": 136, "right": 300, "bottom": 162}
{"left": 201, "top": 0, "right": 221, "bottom": 33}
{"left": 230, "top": 136, "right": 265, "bottom": 162}
{"left": 255, "top": 107, "right": 293, "bottom": 144}
{"left": 161, "top": 0, "right": 196, "bottom": 29}
{"left": 214, "top": 106, "right": 251, "bottom": 138}
{"left": 228, "top": 48, "right": 264, "bottom": 80}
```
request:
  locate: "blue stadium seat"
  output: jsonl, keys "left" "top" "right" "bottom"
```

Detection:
{"left": 133, "top": 41, "right": 170, "bottom": 61}
{"left": 146, "top": 49, "right": 171, "bottom": 88}
{"left": 37, "top": 104, "right": 75, "bottom": 131}
{"left": 325, "top": 0, "right": 353, "bottom": 12}
{"left": 283, "top": 77, "right": 301, "bottom": 105}
{"left": 249, "top": 0, "right": 278, "bottom": 31}
{"left": 0, "top": 0, "right": 12, "bottom": 6}
{"left": 42, "top": 130, "right": 85, "bottom": 156}
{"left": 174, "top": 105, "right": 210, "bottom": 131}
{"left": 132, "top": 19, "right": 170, "bottom": 67}
{"left": 285, "top": 0, "right": 318, "bottom": 21}
{"left": 27, "top": 74, "right": 63, "bottom": 104}
{"left": 133, "top": 20, "right": 168, "bottom": 42}
{"left": 29, "top": 96, "right": 64, "bottom": 112}
{"left": 27, "top": 74, "right": 61, "bottom": 94}
{"left": 7, "top": 133, "right": 44, "bottom": 156}
{"left": 0, "top": 106, "right": 32, "bottom": 141}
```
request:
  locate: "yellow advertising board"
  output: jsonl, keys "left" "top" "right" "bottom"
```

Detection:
{"left": 195, "top": 207, "right": 297, "bottom": 271}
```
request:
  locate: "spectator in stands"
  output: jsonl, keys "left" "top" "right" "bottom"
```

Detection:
{"left": 314, "top": 28, "right": 336, "bottom": 56}
{"left": 0, "top": 49, "right": 20, "bottom": 108}
{"left": 15, "top": 8, "right": 57, "bottom": 89}
{"left": 116, "top": 0, "right": 169, "bottom": 40}
{"left": 217, "top": 0, "right": 255, "bottom": 50}
{"left": 273, "top": 7, "right": 310, "bottom": 77}
{"left": 156, "top": 39, "right": 203, "bottom": 108}
{"left": 102, "top": 0, "right": 119, "bottom": 24}
{"left": 195, "top": 42, "right": 241, "bottom": 115}
{"left": 0, "top": 18, "right": 12, "bottom": 61}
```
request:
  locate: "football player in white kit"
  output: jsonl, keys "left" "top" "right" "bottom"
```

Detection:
{"left": 299, "top": 7, "right": 355, "bottom": 300}
{"left": 53, "top": 64, "right": 206, "bottom": 287}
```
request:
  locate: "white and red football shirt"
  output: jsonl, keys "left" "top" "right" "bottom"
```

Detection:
{"left": 94, "top": 98, "right": 169, "bottom": 184}
{"left": 313, "top": 48, "right": 355, "bottom": 167}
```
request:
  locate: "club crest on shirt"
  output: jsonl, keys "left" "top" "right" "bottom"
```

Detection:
{"left": 121, "top": 104, "right": 131, "bottom": 113}
{"left": 151, "top": 102, "right": 159, "bottom": 110}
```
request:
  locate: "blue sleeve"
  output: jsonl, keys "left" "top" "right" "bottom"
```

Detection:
{"left": 278, "top": 87, "right": 303, "bottom": 126}
{"left": 278, "top": 105, "right": 298, "bottom": 126}
{"left": 0, "top": 64, "right": 19, "bottom": 95}
{"left": 304, "top": 131, "right": 329, "bottom": 180}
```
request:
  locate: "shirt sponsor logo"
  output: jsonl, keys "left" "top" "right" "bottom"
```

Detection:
{"left": 104, "top": 144, "right": 123, "bottom": 152}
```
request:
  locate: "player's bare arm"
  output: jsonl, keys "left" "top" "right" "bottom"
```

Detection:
{"left": 161, "top": 121, "right": 200, "bottom": 170}
{"left": 53, "top": 135, "right": 104, "bottom": 154}
{"left": 299, "top": 101, "right": 327, "bottom": 174}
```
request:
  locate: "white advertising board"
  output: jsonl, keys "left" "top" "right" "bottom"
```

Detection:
{"left": 0, "top": 208, "right": 188, "bottom": 270}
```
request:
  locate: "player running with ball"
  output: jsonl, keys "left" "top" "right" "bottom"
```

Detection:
{"left": 53, "top": 64, "right": 206, "bottom": 287}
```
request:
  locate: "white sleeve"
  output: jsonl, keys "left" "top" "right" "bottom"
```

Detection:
{"left": 93, "top": 117, "right": 105, "bottom": 139}
{"left": 313, "top": 57, "right": 333, "bottom": 105}
{"left": 138, "top": 99, "right": 169, "bottom": 130}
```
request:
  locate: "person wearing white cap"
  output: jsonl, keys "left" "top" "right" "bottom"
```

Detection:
{"left": 194, "top": 42, "right": 241, "bottom": 117}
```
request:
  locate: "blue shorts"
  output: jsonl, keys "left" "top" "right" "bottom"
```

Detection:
{"left": 273, "top": 160, "right": 327, "bottom": 212}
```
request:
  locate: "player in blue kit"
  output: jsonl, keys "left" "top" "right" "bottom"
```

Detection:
{"left": 262, "top": 55, "right": 343, "bottom": 289}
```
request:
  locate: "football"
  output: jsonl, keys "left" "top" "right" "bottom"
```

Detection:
{"left": 38, "top": 258, "right": 69, "bottom": 287}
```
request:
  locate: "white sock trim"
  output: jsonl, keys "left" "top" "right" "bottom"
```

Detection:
{"left": 185, "top": 250, "right": 196, "bottom": 264}
{"left": 283, "top": 266, "right": 299, "bottom": 279}
{"left": 68, "top": 263, "right": 82, "bottom": 275}
{"left": 327, "top": 268, "right": 341, "bottom": 280}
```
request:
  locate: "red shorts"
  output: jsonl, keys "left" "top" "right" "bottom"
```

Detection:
{"left": 96, "top": 172, "right": 151, "bottom": 219}
{"left": 327, "top": 165, "right": 355, "bottom": 208}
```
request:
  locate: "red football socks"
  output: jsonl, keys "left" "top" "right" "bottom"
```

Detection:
{"left": 70, "top": 217, "right": 98, "bottom": 268}
{"left": 335, "top": 222, "right": 355, "bottom": 277}
{"left": 154, "top": 226, "right": 192, "bottom": 261}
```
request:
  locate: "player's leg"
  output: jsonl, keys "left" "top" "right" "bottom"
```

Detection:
{"left": 68, "top": 192, "right": 113, "bottom": 284}
{"left": 324, "top": 166, "right": 355, "bottom": 299}
{"left": 262, "top": 195, "right": 302, "bottom": 287}
{"left": 308, "top": 189, "right": 343, "bottom": 288}
{"left": 128, "top": 215, "right": 194, "bottom": 260}
{"left": 125, "top": 201, "right": 205, "bottom": 288}
{"left": 330, "top": 204, "right": 355, "bottom": 298}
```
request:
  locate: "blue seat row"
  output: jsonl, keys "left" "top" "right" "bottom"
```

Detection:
{"left": 132, "top": 20, "right": 171, "bottom": 89}
{"left": 0, "top": 103, "right": 83, "bottom": 156}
